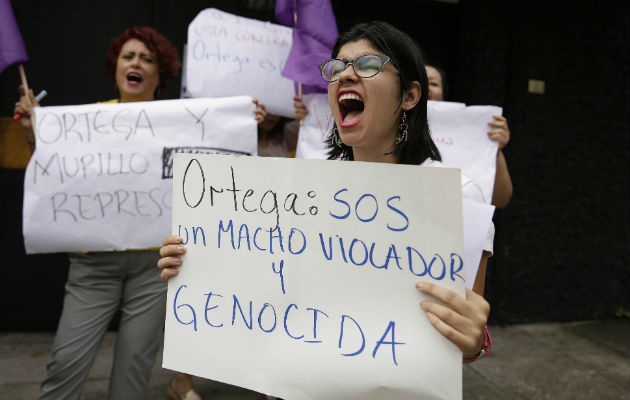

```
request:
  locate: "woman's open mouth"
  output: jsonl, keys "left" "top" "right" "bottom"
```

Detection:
{"left": 338, "top": 91, "right": 364, "bottom": 127}
{"left": 126, "top": 72, "right": 143, "bottom": 86}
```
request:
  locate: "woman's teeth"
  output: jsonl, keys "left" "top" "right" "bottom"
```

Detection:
{"left": 339, "top": 93, "right": 365, "bottom": 123}
{"left": 339, "top": 93, "right": 362, "bottom": 102}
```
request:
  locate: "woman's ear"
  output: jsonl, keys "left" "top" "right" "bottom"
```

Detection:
{"left": 402, "top": 81, "right": 421, "bottom": 111}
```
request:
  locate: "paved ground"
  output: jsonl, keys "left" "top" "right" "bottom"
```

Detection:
{"left": 1, "top": 319, "right": 628, "bottom": 399}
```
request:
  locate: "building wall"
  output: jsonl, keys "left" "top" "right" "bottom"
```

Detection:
{"left": 451, "top": 0, "right": 629, "bottom": 323}
{"left": 0, "top": 0, "right": 627, "bottom": 330}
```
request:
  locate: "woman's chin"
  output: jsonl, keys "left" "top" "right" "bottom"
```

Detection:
{"left": 339, "top": 134, "right": 360, "bottom": 148}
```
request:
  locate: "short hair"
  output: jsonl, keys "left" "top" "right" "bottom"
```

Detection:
{"left": 105, "top": 27, "right": 181, "bottom": 90}
{"left": 325, "top": 21, "right": 441, "bottom": 165}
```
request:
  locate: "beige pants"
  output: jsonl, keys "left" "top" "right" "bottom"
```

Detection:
{"left": 38, "top": 250, "right": 166, "bottom": 400}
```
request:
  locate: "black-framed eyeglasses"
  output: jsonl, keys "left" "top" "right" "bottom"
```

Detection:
{"left": 319, "top": 54, "right": 398, "bottom": 83}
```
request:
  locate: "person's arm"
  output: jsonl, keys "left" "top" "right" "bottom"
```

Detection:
{"left": 492, "top": 150, "right": 513, "bottom": 208}
{"left": 488, "top": 115, "right": 513, "bottom": 208}
{"left": 416, "top": 251, "right": 490, "bottom": 358}
{"left": 473, "top": 250, "right": 489, "bottom": 295}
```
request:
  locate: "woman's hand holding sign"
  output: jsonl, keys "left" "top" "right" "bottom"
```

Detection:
{"left": 158, "top": 235, "right": 186, "bottom": 281}
{"left": 416, "top": 279, "right": 490, "bottom": 359}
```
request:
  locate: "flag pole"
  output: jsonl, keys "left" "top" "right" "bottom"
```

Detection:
{"left": 18, "top": 64, "right": 36, "bottom": 148}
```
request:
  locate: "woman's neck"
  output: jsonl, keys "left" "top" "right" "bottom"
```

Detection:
{"left": 352, "top": 147, "right": 399, "bottom": 164}
{"left": 119, "top": 93, "right": 154, "bottom": 103}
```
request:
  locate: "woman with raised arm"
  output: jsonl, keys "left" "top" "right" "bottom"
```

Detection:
{"left": 13, "top": 27, "right": 180, "bottom": 400}
{"left": 426, "top": 63, "right": 513, "bottom": 208}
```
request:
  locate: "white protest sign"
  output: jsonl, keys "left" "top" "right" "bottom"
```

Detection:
{"left": 185, "top": 8, "right": 295, "bottom": 118}
{"left": 295, "top": 93, "right": 332, "bottom": 159}
{"left": 428, "top": 100, "right": 502, "bottom": 204}
{"left": 462, "top": 199, "right": 495, "bottom": 286}
{"left": 164, "top": 153, "right": 466, "bottom": 400}
{"left": 23, "top": 97, "right": 257, "bottom": 254}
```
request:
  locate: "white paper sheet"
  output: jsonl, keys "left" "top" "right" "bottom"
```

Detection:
{"left": 23, "top": 97, "right": 257, "bottom": 253}
{"left": 428, "top": 100, "right": 502, "bottom": 204}
{"left": 294, "top": 93, "right": 332, "bottom": 159}
{"left": 462, "top": 200, "right": 495, "bottom": 288}
{"left": 184, "top": 8, "right": 296, "bottom": 117}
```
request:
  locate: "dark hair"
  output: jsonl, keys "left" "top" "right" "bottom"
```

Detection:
{"left": 427, "top": 63, "right": 450, "bottom": 100}
{"left": 325, "top": 21, "right": 440, "bottom": 165}
{"left": 260, "top": 116, "right": 292, "bottom": 144}
{"left": 106, "top": 27, "right": 181, "bottom": 90}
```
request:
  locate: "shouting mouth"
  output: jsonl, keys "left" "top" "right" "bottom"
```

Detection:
{"left": 126, "top": 72, "right": 143, "bottom": 86}
{"left": 338, "top": 91, "right": 364, "bottom": 127}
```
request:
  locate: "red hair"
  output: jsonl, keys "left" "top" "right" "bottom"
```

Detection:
{"left": 106, "top": 27, "right": 181, "bottom": 89}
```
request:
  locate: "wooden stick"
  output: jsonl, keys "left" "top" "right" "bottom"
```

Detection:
{"left": 18, "top": 64, "right": 31, "bottom": 100}
{"left": 18, "top": 64, "right": 37, "bottom": 146}
{"left": 18, "top": 64, "right": 33, "bottom": 114}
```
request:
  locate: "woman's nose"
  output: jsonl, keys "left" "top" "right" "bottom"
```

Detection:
{"left": 338, "top": 62, "right": 358, "bottom": 82}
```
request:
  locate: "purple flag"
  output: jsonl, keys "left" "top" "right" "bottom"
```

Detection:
{"left": 0, "top": 0, "right": 29, "bottom": 74}
{"left": 275, "top": 0, "right": 338, "bottom": 94}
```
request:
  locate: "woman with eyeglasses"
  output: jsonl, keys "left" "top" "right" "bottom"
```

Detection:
{"left": 317, "top": 21, "right": 492, "bottom": 361}
{"left": 158, "top": 20, "right": 492, "bottom": 393}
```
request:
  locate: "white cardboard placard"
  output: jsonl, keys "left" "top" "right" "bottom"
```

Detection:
{"left": 164, "top": 153, "right": 466, "bottom": 400}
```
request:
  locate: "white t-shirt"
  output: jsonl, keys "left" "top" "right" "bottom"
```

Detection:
{"left": 420, "top": 158, "right": 495, "bottom": 254}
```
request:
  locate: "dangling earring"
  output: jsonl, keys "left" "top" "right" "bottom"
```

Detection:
{"left": 395, "top": 111, "right": 408, "bottom": 144}
{"left": 332, "top": 124, "right": 344, "bottom": 147}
